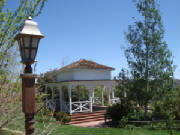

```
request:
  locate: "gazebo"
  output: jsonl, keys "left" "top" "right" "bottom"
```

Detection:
{"left": 44, "top": 59, "right": 119, "bottom": 115}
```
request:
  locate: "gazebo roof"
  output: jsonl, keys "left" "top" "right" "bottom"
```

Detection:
{"left": 59, "top": 59, "right": 115, "bottom": 71}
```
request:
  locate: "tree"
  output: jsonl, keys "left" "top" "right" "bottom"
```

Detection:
{"left": 125, "top": 0, "right": 174, "bottom": 117}
{"left": 0, "top": 0, "right": 46, "bottom": 128}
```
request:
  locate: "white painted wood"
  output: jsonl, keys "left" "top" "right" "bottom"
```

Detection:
{"left": 68, "top": 86, "right": 72, "bottom": 115}
{"left": 107, "top": 87, "right": 111, "bottom": 104}
{"left": 102, "top": 87, "right": 104, "bottom": 106}
{"left": 57, "top": 69, "right": 74, "bottom": 81}
{"left": 71, "top": 101, "right": 91, "bottom": 113}
{"left": 92, "top": 88, "right": 94, "bottom": 103}
{"left": 87, "top": 86, "right": 94, "bottom": 112}
{"left": 57, "top": 69, "right": 111, "bottom": 82}
{"left": 58, "top": 86, "right": 62, "bottom": 111}
{"left": 112, "top": 89, "right": 115, "bottom": 99}
{"left": 73, "top": 69, "right": 111, "bottom": 80}
{"left": 111, "top": 97, "right": 120, "bottom": 104}
{"left": 90, "top": 97, "right": 92, "bottom": 112}
{"left": 45, "top": 80, "right": 116, "bottom": 88}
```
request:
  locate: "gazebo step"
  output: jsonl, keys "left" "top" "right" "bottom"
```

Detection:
{"left": 71, "top": 110, "right": 106, "bottom": 116}
{"left": 70, "top": 111, "right": 105, "bottom": 119}
{"left": 71, "top": 114, "right": 105, "bottom": 121}
{"left": 69, "top": 117, "right": 105, "bottom": 124}
{"left": 69, "top": 110, "right": 105, "bottom": 124}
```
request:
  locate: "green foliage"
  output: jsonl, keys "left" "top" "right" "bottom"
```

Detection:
{"left": 117, "top": 116, "right": 128, "bottom": 128}
{"left": 35, "top": 108, "right": 54, "bottom": 123}
{"left": 37, "top": 69, "right": 59, "bottom": 92}
{"left": 72, "top": 86, "right": 89, "bottom": 101}
{"left": 105, "top": 101, "right": 134, "bottom": 124}
{"left": 152, "top": 103, "right": 167, "bottom": 120}
{"left": 55, "top": 112, "right": 71, "bottom": 124}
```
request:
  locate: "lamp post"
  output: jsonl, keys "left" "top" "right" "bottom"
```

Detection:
{"left": 15, "top": 17, "right": 44, "bottom": 135}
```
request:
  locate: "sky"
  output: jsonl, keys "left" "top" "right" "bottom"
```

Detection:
{"left": 6, "top": 0, "right": 180, "bottom": 79}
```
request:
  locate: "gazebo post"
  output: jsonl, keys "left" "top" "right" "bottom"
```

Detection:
{"left": 107, "top": 87, "right": 111, "bottom": 105}
{"left": 101, "top": 86, "right": 104, "bottom": 106}
{"left": 68, "top": 86, "right": 72, "bottom": 115}
{"left": 92, "top": 88, "right": 94, "bottom": 104}
{"left": 88, "top": 86, "right": 93, "bottom": 112}
{"left": 112, "top": 89, "right": 115, "bottom": 104}
{"left": 58, "top": 85, "right": 62, "bottom": 111}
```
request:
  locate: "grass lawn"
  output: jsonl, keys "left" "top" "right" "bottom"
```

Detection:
{"left": 1, "top": 125, "right": 179, "bottom": 135}
{"left": 50, "top": 125, "right": 180, "bottom": 135}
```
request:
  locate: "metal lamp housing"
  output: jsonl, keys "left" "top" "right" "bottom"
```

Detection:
{"left": 15, "top": 17, "right": 44, "bottom": 64}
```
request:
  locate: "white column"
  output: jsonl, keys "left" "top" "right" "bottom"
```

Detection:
{"left": 107, "top": 86, "right": 111, "bottom": 104}
{"left": 58, "top": 85, "right": 62, "bottom": 111}
{"left": 112, "top": 88, "right": 115, "bottom": 104}
{"left": 102, "top": 86, "right": 104, "bottom": 106}
{"left": 112, "top": 89, "right": 115, "bottom": 99}
{"left": 68, "top": 85, "right": 72, "bottom": 115}
{"left": 88, "top": 86, "right": 93, "bottom": 112}
{"left": 92, "top": 88, "right": 94, "bottom": 104}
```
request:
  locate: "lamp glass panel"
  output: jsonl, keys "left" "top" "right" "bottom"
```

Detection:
{"left": 32, "top": 38, "right": 39, "bottom": 48}
{"left": 18, "top": 40, "right": 23, "bottom": 58}
{"left": 31, "top": 49, "right": 36, "bottom": 60}
{"left": 20, "top": 38, "right": 23, "bottom": 48}
{"left": 24, "top": 49, "right": 29, "bottom": 59}
{"left": 24, "top": 37, "right": 30, "bottom": 47}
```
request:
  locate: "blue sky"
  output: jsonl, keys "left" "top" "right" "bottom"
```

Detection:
{"left": 7, "top": 0, "right": 180, "bottom": 79}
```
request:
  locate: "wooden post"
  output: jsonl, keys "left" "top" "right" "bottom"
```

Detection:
{"left": 68, "top": 86, "right": 72, "bottom": 115}
{"left": 21, "top": 68, "right": 37, "bottom": 135}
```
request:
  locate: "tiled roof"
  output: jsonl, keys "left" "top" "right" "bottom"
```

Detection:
{"left": 59, "top": 59, "right": 115, "bottom": 71}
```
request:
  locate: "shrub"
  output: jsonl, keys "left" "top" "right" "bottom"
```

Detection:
{"left": 152, "top": 104, "right": 167, "bottom": 120}
{"left": 125, "top": 124, "right": 137, "bottom": 130}
{"left": 36, "top": 108, "right": 53, "bottom": 123}
{"left": 55, "top": 112, "right": 71, "bottom": 124}
{"left": 117, "top": 116, "right": 128, "bottom": 128}
{"left": 105, "top": 100, "right": 134, "bottom": 124}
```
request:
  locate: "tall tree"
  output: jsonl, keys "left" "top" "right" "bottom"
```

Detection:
{"left": 125, "top": 0, "right": 174, "bottom": 117}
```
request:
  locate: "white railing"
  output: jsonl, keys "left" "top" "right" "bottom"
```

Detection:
{"left": 94, "top": 97, "right": 101, "bottom": 105}
{"left": 111, "top": 97, "right": 120, "bottom": 104}
{"left": 71, "top": 101, "right": 90, "bottom": 113}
